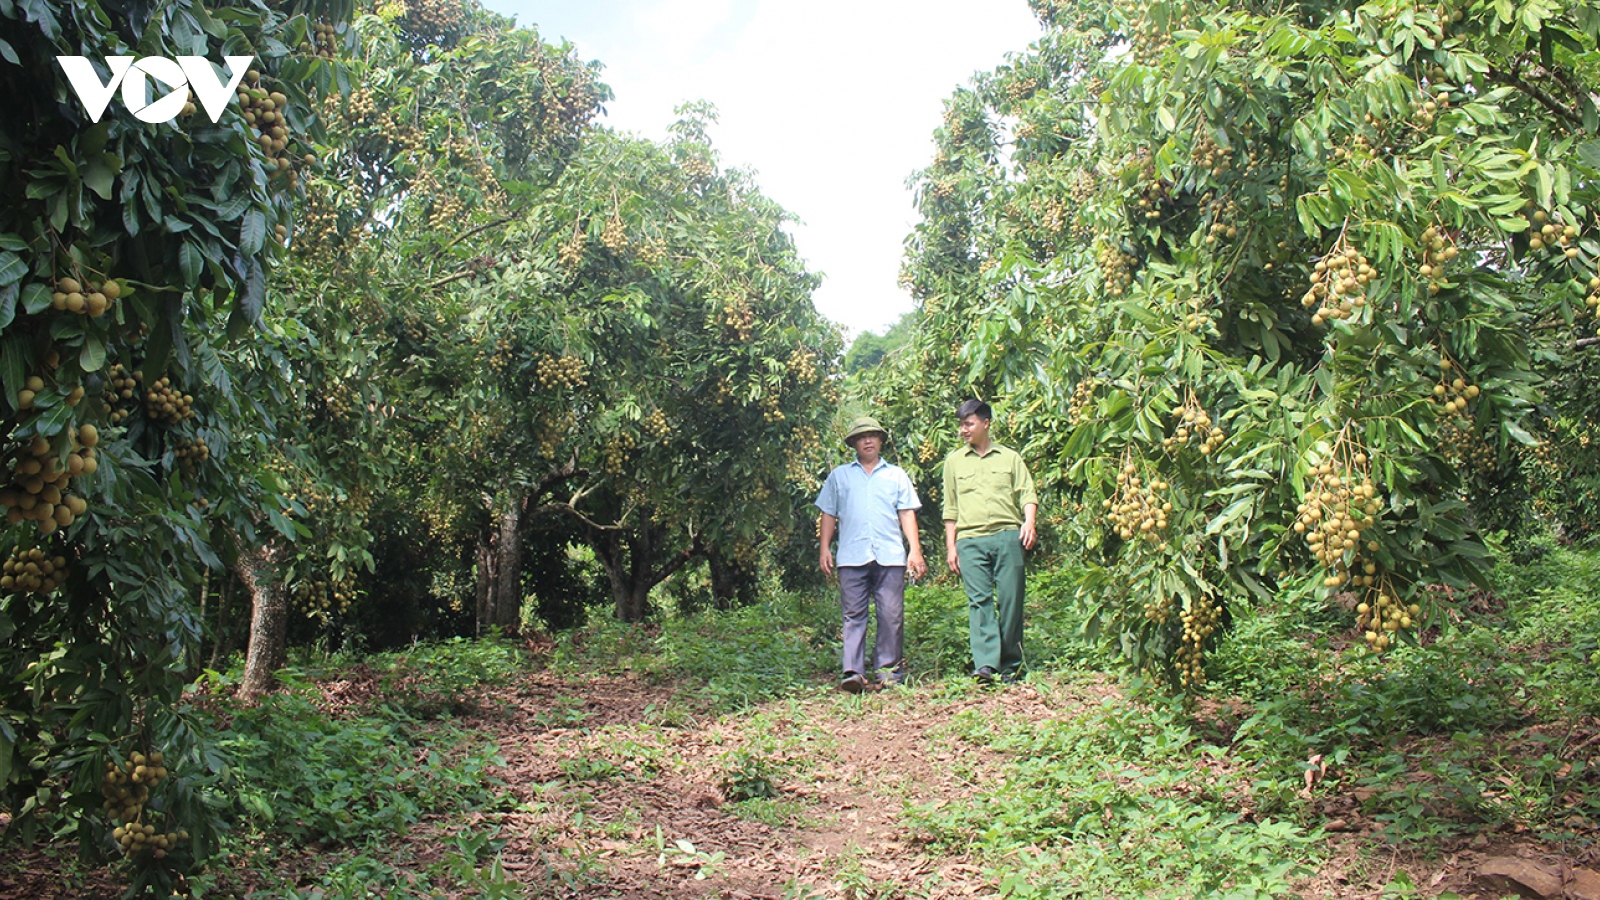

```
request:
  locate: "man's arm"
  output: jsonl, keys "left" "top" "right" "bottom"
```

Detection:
{"left": 1019, "top": 502, "right": 1038, "bottom": 550}
{"left": 899, "top": 509, "right": 926, "bottom": 580}
{"left": 818, "top": 512, "right": 837, "bottom": 576}
{"left": 944, "top": 519, "right": 960, "bottom": 575}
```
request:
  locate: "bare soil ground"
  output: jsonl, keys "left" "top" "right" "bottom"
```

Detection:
{"left": 5, "top": 669, "right": 1596, "bottom": 899}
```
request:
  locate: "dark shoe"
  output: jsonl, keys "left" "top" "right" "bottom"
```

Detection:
{"left": 1001, "top": 670, "right": 1023, "bottom": 685}
{"left": 839, "top": 673, "right": 867, "bottom": 694}
{"left": 974, "top": 666, "right": 998, "bottom": 684}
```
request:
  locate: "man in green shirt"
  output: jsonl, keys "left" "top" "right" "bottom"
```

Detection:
{"left": 942, "top": 399, "right": 1038, "bottom": 684}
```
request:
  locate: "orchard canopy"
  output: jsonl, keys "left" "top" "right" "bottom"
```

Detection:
{"left": 864, "top": 0, "right": 1600, "bottom": 683}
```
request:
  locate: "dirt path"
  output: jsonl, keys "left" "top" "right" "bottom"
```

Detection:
{"left": 455, "top": 672, "right": 1109, "bottom": 899}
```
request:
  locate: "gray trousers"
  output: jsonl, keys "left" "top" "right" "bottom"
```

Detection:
{"left": 838, "top": 562, "right": 906, "bottom": 681}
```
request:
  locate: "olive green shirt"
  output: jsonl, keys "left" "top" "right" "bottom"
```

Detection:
{"left": 942, "top": 443, "right": 1039, "bottom": 540}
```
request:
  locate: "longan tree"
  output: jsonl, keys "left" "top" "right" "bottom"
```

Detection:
{"left": 0, "top": 0, "right": 354, "bottom": 886}
{"left": 222, "top": 0, "right": 607, "bottom": 687}
{"left": 883, "top": 0, "right": 1600, "bottom": 687}
{"left": 451, "top": 109, "right": 840, "bottom": 624}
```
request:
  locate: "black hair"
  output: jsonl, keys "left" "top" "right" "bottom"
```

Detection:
{"left": 956, "top": 399, "right": 992, "bottom": 421}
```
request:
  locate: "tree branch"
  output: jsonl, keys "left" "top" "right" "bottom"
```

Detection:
{"left": 1577, "top": 336, "right": 1600, "bottom": 349}
{"left": 1487, "top": 59, "right": 1585, "bottom": 130}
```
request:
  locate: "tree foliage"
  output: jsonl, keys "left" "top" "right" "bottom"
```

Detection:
{"left": 880, "top": 0, "right": 1600, "bottom": 687}
{"left": 0, "top": 0, "right": 357, "bottom": 887}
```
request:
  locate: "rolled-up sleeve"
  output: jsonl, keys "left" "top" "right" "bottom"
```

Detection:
{"left": 896, "top": 471, "right": 922, "bottom": 511}
{"left": 815, "top": 472, "right": 839, "bottom": 517}
{"left": 942, "top": 459, "right": 959, "bottom": 522}
{"left": 1015, "top": 454, "right": 1038, "bottom": 508}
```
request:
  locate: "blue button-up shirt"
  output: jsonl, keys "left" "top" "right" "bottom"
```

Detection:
{"left": 814, "top": 459, "right": 922, "bottom": 567}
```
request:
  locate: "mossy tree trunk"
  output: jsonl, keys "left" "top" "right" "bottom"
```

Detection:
{"left": 238, "top": 545, "right": 288, "bottom": 700}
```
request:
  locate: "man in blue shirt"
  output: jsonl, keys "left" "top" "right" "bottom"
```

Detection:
{"left": 816, "top": 416, "right": 927, "bottom": 692}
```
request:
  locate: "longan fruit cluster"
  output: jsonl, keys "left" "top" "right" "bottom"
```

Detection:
{"left": 300, "top": 20, "right": 339, "bottom": 59}
{"left": 601, "top": 431, "right": 636, "bottom": 475}
{"left": 537, "top": 411, "right": 578, "bottom": 459}
{"left": 681, "top": 155, "right": 714, "bottom": 182}
{"left": 1068, "top": 378, "right": 1096, "bottom": 425}
{"left": 400, "top": 0, "right": 466, "bottom": 42}
{"left": 323, "top": 381, "right": 355, "bottom": 419}
{"left": 112, "top": 821, "right": 185, "bottom": 859}
{"left": 236, "top": 70, "right": 301, "bottom": 184}
{"left": 1302, "top": 240, "right": 1374, "bottom": 325}
{"left": 1205, "top": 197, "right": 1241, "bottom": 244}
{"left": 102, "top": 364, "right": 142, "bottom": 425}
{"left": 0, "top": 427, "right": 97, "bottom": 533}
{"left": 144, "top": 377, "right": 195, "bottom": 425}
{"left": 102, "top": 750, "right": 167, "bottom": 820}
{"left": 1003, "top": 75, "right": 1039, "bottom": 104}
{"left": 489, "top": 337, "right": 513, "bottom": 373}
{"left": 787, "top": 347, "right": 818, "bottom": 383}
{"left": 1162, "top": 395, "right": 1225, "bottom": 455}
{"left": 1014, "top": 120, "right": 1038, "bottom": 141}
{"left": 1133, "top": 178, "right": 1172, "bottom": 221}
{"left": 558, "top": 229, "right": 587, "bottom": 270}
{"left": 760, "top": 394, "right": 785, "bottom": 424}
{"left": 1409, "top": 91, "right": 1447, "bottom": 128}
{"left": 1356, "top": 578, "right": 1420, "bottom": 652}
{"left": 636, "top": 236, "right": 666, "bottom": 267}
{"left": 642, "top": 408, "right": 669, "bottom": 439}
{"left": 1191, "top": 128, "right": 1233, "bottom": 178}
{"left": 716, "top": 295, "right": 754, "bottom": 340}
{"left": 1129, "top": 12, "right": 1171, "bottom": 61}
{"left": 1103, "top": 460, "right": 1172, "bottom": 549}
{"left": 1526, "top": 207, "right": 1579, "bottom": 257}
{"left": 1293, "top": 450, "right": 1383, "bottom": 588}
{"left": 1431, "top": 357, "right": 1480, "bottom": 417}
{"left": 1175, "top": 594, "right": 1220, "bottom": 688}
{"left": 1069, "top": 169, "right": 1097, "bottom": 204}
{"left": 49, "top": 275, "right": 122, "bottom": 318}
{"left": 1416, "top": 224, "right": 1458, "bottom": 294}
{"left": 1579, "top": 272, "right": 1600, "bottom": 323}
{"left": 173, "top": 436, "right": 209, "bottom": 469}
{"left": 601, "top": 215, "right": 629, "bottom": 254}
{"left": 1437, "top": 417, "right": 1497, "bottom": 472}
{"left": 1, "top": 546, "right": 68, "bottom": 594}
{"left": 1098, "top": 240, "right": 1137, "bottom": 297}
{"left": 15, "top": 374, "right": 49, "bottom": 411}
{"left": 1143, "top": 593, "right": 1174, "bottom": 623}
{"left": 535, "top": 354, "right": 587, "bottom": 390}
{"left": 917, "top": 440, "right": 939, "bottom": 464}
{"left": 295, "top": 570, "right": 356, "bottom": 618}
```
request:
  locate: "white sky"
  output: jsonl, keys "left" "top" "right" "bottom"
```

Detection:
{"left": 479, "top": 0, "right": 1041, "bottom": 339}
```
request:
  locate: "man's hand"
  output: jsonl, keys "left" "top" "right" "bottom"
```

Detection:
{"left": 819, "top": 546, "right": 834, "bottom": 577}
{"left": 907, "top": 551, "right": 927, "bottom": 581}
{"left": 1019, "top": 521, "right": 1037, "bottom": 550}
{"left": 945, "top": 547, "right": 960, "bottom": 575}
{"left": 1020, "top": 503, "right": 1038, "bottom": 550}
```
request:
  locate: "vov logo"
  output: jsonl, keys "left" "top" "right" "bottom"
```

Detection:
{"left": 56, "top": 55, "right": 255, "bottom": 124}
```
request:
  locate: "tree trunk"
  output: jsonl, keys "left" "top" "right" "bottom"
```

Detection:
{"left": 474, "top": 530, "right": 496, "bottom": 637}
{"left": 237, "top": 545, "right": 288, "bottom": 700}
{"left": 590, "top": 523, "right": 704, "bottom": 623}
{"left": 491, "top": 506, "right": 524, "bottom": 632}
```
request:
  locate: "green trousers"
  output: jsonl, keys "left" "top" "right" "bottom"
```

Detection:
{"left": 956, "top": 529, "right": 1025, "bottom": 676}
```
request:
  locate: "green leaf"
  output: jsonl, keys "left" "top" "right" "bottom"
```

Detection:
{"left": 240, "top": 209, "right": 267, "bottom": 256}
{"left": 79, "top": 334, "right": 105, "bottom": 372}
{"left": 179, "top": 242, "right": 202, "bottom": 288}
{"left": 0, "top": 251, "right": 25, "bottom": 287}
{"left": 83, "top": 156, "right": 116, "bottom": 201}
{"left": 20, "top": 283, "right": 49, "bottom": 314}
